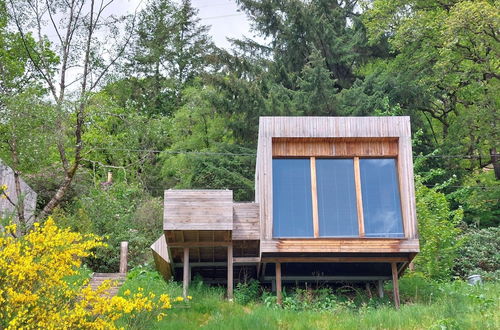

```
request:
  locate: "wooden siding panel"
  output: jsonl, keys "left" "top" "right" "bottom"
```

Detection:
{"left": 272, "top": 138, "right": 399, "bottom": 157}
{"left": 255, "top": 116, "right": 419, "bottom": 255}
{"left": 233, "top": 203, "right": 260, "bottom": 240}
{"left": 0, "top": 161, "right": 37, "bottom": 232}
{"left": 151, "top": 235, "right": 172, "bottom": 280}
{"left": 164, "top": 190, "right": 233, "bottom": 231}
{"left": 260, "top": 239, "right": 420, "bottom": 253}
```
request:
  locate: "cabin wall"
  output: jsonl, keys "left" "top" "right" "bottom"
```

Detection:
{"left": 0, "top": 161, "right": 37, "bottom": 227}
{"left": 163, "top": 190, "right": 233, "bottom": 231}
{"left": 255, "top": 117, "right": 419, "bottom": 254}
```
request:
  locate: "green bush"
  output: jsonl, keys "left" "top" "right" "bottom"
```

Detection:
{"left": 53, "top": 182, "right": 163, "bottom": 272}
{"left": 234, "top": 279, "right": 260, "bottom": 305}
{"left": 414, "top": 179, "right": 464, "bottom": 280}
{"left": 453, "top": 227, "right": 500, "bottom": 281}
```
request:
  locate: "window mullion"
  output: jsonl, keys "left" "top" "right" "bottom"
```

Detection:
{"left": 310, "top": 157, "right": 319, "bottom": 238}
{"left": 354, "top": 157, "right": 365, "bottom": 238}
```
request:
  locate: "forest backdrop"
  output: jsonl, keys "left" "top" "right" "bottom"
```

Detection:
{"left": 0, "top": 0, "right": 498, "bottom": 279}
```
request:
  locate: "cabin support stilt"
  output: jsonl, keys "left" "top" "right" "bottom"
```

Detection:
{"left": 227, "top": 244, "right": 233, "bottom": 300}
{"left": 183, "top": 247, "right": 189, "bottom": 298}
{"left": 391, "top": 263, "right": 400, "bottom": 309}
{"left": 377, "top": 280, "right": 384, "bottom": 298}
{"left": 276, "top": 262, "right": 282, "bottom": 305}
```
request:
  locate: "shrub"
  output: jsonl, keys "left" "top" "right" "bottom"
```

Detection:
{"left": 414, "top": 179, "right": 464, "bottom": 280}
{"left": 453, "top": 227, "right": 500, "bottom": 281}
{"left": 0, "top": 218, "right": 173, "bottom": 329}
{"left": 54, "top": 182, "right": 162, "bottom": 272}
{"left": 234, "top": 279, "right": 260, "bottom": 305}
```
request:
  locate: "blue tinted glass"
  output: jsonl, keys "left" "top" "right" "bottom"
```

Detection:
{"left": 316, "top": 159, "right": 358, "bottom": 237}
{"left": 360, "top": 159, "right": 404, "bottom": 238}
{"left": 272, "top": 159, "right": 313, "bottom": 237}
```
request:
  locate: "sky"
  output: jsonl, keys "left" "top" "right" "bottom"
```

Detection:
{"left": 110, "top": 0, "right": 260, "bottom": 50}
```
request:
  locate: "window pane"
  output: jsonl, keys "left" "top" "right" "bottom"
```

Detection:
{"left": 272, "top": 159, "right": 313, "bottom": 237}
{"left": 316, "top": 159, "right": 358, "bottom": 237}
{"left": 360, "top": 159, "right": 404, "bottom": 238}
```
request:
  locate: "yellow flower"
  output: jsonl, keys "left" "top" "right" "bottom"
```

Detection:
{"left": 175, "top": 296, "right": 184, "bottom": 302}
{"left": 187, "top": 295, "right": 192, "bottom": 300}
{"left": 0, "top": 217, "right": 170, "bottom": 328}
{"left": 0, "top": 184, "right": 7, "bottom": 199}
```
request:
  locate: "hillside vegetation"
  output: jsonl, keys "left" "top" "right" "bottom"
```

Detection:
{"left": 115, "top": 268, "right": 499, "bottom": 329}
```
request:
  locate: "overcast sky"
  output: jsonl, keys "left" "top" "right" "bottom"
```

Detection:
{"left": 111, "top": 0, "right": 260, "bottom": 49}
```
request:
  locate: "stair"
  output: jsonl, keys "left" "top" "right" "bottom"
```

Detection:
{"left": 89, "top": 273, "right": 127, "bottom": 297}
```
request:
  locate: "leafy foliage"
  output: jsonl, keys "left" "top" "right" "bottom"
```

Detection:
{"left": 454, "top": 227, "right": 500, "bottom": 281}
{"left": 414, "top": 179, "right": 464, "bottom": 280}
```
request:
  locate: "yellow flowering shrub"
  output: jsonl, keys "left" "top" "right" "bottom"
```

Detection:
{"left": 0, "top": 218, "right": 176, "bottom": 329}
{"left": 0, "top": 183, "right": 7, "bottom": 199}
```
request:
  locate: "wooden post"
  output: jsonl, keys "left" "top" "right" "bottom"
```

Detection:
{"left": 354, "top": 157, "right": 365, "bottom": 237}
{"left": 227, "top": 244, "right": 233, "bottom": 300}
{"left": 183, "top": 248, "right": 189, "bottom": 298}
{"left": 377, "top": 280, "right": 384, "bottom": 298}
{"left": 276, "top": 262, "right": 282, "bottom": 305}
{"left": 310, "top": 157, "right": 319, "bottom": 238}
{"left": 391, "top": 263, "right": 400, "bottom": 309}
{"left": 119, "top": 241, "right": 128, "bottom": 273}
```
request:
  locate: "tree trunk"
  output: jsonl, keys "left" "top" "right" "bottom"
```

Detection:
{"left": 491, "top": 148, "right": 500, "bottom": 180}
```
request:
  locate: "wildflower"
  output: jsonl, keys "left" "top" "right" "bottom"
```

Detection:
{"left": 187, "top": 295, "right": 192, "bottom": 300}
{"left": 0, "top": 217, "right": 171, "bottom": 328}
{"left": 175, "top": 296, "right": 184, "bottom": 302}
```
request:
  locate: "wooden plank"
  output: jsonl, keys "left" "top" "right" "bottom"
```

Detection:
{"left": 151, "top": 235, "right": 172, "bottom": 280}
{"left": 272, "top": 138, "right": 399, "bottom": 157}
{"left": 164, "top": 189, "right": 233, "bottom": 231}
{"left": 310, "top": 157, "right": 319, "bottom": 238}
{"left": 233, "top": 203, "right": 260, "bottom": 240}
{"left": 262, "top": 257, "right": 409, "bottom": 263}
{"left": 354, "top": 157, "right": 365, "bottom": 238}
{"left": 233, "top": 257, "right": 261, "bottom": 263}
{"left": 391, "top": 263, "right": 400, "bottom": 309}
{"left": 276, "top": 262, "right": 282, "bottom": 305}
{"left": 168, "top": 241, "right": 232, "bottom": 248}
{"left": 183, "top": 248, "right": 189, "bottom": 298}
{"left": 227, "top": 244, "right": 233, "bottom": 300}
{"left": 260, "top": 238, "right": 420, "bottom": 253}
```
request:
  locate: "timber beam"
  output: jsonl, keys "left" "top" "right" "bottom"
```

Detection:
{"left": 261, "top": 257, "right": 409, "bottom": 263}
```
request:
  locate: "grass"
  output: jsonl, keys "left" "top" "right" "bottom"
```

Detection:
{"left": 117, "top": 267, "right": 499, "bottom": 329}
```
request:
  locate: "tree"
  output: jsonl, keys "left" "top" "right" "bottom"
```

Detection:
{"left": 363, "top": 0, "right": 499, "bottom": 178}
{"left": 6, "top": 0, "right": 136, "bottom": 223}
{"left": 119, "top": 0, "right": 215, "bottom": 116}
{"left": 0, "top": 0, "right": 58, "bottom": 231}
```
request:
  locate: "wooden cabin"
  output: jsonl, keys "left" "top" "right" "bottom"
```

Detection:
{"left": 0, "top": 159, "right": 37, "bottom": 234}
{"left": 152, "top": 116, "right": 419, "bottom": 306}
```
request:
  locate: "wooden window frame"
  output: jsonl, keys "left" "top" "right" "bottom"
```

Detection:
{"left": 272, "top": 155, "right": 405, "bottom": 239}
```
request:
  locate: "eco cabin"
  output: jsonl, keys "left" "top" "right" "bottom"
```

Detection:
{"left": 151, "top": 116, "right": 419, "bottom": 307}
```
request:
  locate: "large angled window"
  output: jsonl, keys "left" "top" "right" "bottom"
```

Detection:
{"left": 360, "top": 159, "right": 404, "bottom": 238}
{"left": 272, "top": 158, "right": 314, "bottom": 237}
{"left": 316, "top": 159, "right": 358, "bottom": 237}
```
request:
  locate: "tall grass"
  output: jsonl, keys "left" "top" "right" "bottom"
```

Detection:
{"left": 117, "top": 267, "right": 499, "bottom": 329}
